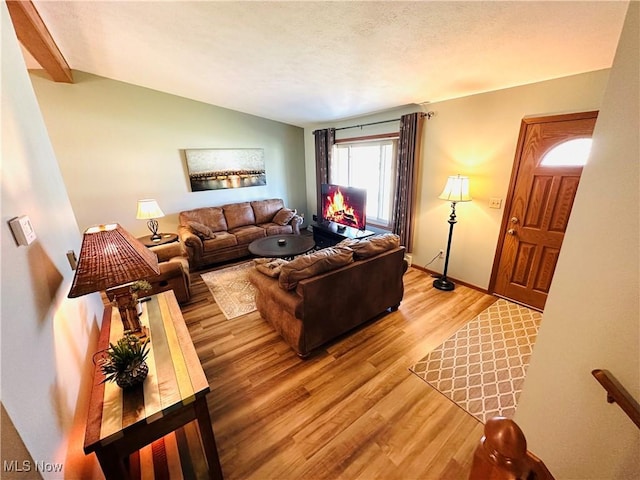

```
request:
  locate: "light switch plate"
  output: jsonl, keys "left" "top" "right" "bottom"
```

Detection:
{"left": 9, "top": 215, "right": 37, "bottom": 246}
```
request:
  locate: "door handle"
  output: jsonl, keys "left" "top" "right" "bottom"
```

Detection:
{"left": 510, "top": 217, "right": 519, "bottom": 224}
{"left": 507, "top": 229, "right": 516, "bottom": 236}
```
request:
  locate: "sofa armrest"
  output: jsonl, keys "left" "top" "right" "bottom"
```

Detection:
{"left": 290, "top": 214, "right": 302, "bottom": 235}
{"left": 149, "top": 242, "right": 185, "bottom": 262}
{"left": 178, "top": 225, "right": 202, "bottom": 250}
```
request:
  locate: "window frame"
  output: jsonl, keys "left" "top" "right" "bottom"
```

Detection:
{"left": 331, "top": 133, "right": 399, "bottom": 230}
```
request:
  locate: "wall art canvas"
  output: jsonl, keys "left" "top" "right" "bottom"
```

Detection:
{"left": 185, "top": 148, "right": 266, "bottom": 191}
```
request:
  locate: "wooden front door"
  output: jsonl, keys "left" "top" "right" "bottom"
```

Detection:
{"left": 491, "top": 111, "right": 598, "bottom": 311}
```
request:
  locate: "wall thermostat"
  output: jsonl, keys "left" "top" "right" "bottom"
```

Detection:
{"left": 9, "top": 215, "right": 37, "bottom": 246}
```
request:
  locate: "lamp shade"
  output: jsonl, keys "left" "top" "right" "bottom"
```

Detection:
{"left": 438, "top": 175, "right": 472, "bottom": 202}
{"left": 68, "top": 224, "right": 160, "bottom": 298}
{"left": 136, "top": 199, "right": 165, "bottom": 220}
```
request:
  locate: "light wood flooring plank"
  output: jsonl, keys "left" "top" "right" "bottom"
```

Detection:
{"left": 180, "top": 263, "right": 496, "bottom": 480}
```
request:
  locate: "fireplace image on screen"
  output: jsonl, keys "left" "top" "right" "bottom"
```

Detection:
{"left": 321, "top": 184, "right": 367, "bottom": 230}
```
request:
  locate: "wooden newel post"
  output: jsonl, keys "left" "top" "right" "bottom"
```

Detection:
{"left": 469, "top": 417, "right": 530, "bottom": 480}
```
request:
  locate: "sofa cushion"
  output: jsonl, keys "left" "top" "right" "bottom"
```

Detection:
{"left": 279, "top": 246, "right": 354, "bottom": 290}
{"left": 254, "top": 258, "right": 289, "bottom": 278}
{"left": 262, "top": 223, "right": 294, "bottom": 236}
{"left": 272, "top": 208, "right": 296, "bottom": 226}
{"left": 202, "top": 231, "right": 238, "bottom": 252}
{"left": 180, "top": 207, "right": 228, "bottom": 232}
{"left": 338, "top": 233, "right": 400, "bottom": 259}
{"left": 223, "top": 202, "right": 256, "bottom": 230}
{"left": 186, "top": 221, "right": 215, "bottom": 239}
{"left": 251, "top": 199, "right": 285, "bottom": 224}
{"left": 229, "top": 225, "right": 266, "bottom": 245}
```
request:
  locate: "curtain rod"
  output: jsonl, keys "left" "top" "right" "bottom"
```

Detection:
{"left": 335, "top": 118, "right": 400, "bottom": 131}
{"left": 313, "top": 111, "right": 434, "bottom": 134}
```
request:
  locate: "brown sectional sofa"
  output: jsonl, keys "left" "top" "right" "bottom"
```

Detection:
{"left": 178, "top": 198, "right": 302, "bottom": 270}
{"left": 248, "top": 234, "right": 408, "bottom": 357}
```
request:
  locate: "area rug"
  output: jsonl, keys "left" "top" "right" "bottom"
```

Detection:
{"left": 409, "top": 298, "right": 542, "bottom": 423}
{"left": 200, "top": 262, "right": 256, "bottom": 320}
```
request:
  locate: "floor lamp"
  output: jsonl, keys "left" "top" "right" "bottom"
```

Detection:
{"left": 433, "top": 175, "right": 472, "bottom": 291}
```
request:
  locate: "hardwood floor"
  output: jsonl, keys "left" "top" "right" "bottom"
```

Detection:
{"left": 182, "top": 264, "right": 497, "bottom": 480}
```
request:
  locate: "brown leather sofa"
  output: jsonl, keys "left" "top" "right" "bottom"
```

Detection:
{"left": 247, "top": 235, "right": 407, "bottom": 357}
{"left": 178, "top": 198, "right": 302, "bottom": 270}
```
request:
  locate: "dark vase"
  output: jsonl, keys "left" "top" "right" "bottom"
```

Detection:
{"left": 115, "top": 361, "right": 149, "bottom": 389}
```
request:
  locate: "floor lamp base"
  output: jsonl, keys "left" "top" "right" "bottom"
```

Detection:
{"left": 433, "top": 276, "right": 455, "bottom": 291}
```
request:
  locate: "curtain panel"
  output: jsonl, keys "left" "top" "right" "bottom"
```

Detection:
{"left": 313, "top": 128, "right": 335, "bottom": 220}
{"left": 393, "top": 112, "right": 425, "bottom": 253}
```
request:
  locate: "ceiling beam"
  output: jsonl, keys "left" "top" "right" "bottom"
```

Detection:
{"left": 7, "top": 0, "right": 73, "bottom": 83}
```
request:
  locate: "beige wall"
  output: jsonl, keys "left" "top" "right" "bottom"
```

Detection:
{"left": 1, "top": 4, "right": 103, "bottom": 478}
{"left": 516, "top": 3, "right": 639, "bottom": 478}
{"left": 30, "top": 72, "right": 306, "bottom": 237}
{"left": 304, "top": 70, "right": 609, "bottom": 289}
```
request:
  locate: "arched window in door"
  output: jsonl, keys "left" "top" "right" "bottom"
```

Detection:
{"left": 540, "top": 138, "right": 593, "bottom": 167}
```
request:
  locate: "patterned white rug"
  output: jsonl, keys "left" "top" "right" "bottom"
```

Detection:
{"left": 200, "top": 262, "right": 256, "bottom": 320}
{"left": 409, "top": 298, "right": 542, "bottom": 423}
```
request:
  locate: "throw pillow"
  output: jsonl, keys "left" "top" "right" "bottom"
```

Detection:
{"left": 338, "top": 233, "right": 400, "bottom": 259}
{"left": 187, "top": 221, "right": 215, "bottom": 240}
{"left": 254, "top": 258, "right": 289, "bottom": 278}
{"left": 278, "top": 246, "right": 353, "bottom": 290}
{"left": 272, "top": 208, "right": 296, "bottom": 226}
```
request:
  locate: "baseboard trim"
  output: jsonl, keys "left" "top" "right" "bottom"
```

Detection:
{"left": 411, "top": 265, "right": 491, "bottom": 295}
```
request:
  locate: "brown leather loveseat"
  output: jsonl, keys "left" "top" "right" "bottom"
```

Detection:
{"left": 178, "top": 198, "right": 302, "bottom": 270}
{"left": 247, "top": 234, "right": 407, "bottom": 357}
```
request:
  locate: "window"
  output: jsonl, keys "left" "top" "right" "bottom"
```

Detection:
{"left": 540, "top": 138, "right": 593, "bottom": 166}
{"left": 331, "top": 138, "right": 398, "bottom": 228}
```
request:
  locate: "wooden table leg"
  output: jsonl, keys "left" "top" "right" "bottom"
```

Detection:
{"left": 195, "top": 397, "right": 224, "bottom": 480}
{"left": 95, "top": 445, "right": 130, "bottom": 480}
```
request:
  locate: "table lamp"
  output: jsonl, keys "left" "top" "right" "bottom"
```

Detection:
{"left": 68, "top": 224, "right": 160, "bottom": 333}
{"left": 433, "top": 175, "right": 472, "bottom": 291}
{"left": 136, "top": 199, "right": 165, "bottom": 241}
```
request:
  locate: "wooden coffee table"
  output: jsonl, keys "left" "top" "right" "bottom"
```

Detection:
{"left": 248, "top": 234, "right": 315, "bottom": 259}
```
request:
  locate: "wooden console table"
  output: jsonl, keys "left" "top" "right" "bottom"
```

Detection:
{"left": 84, "top": 291, "right": 223, "bottom": 480}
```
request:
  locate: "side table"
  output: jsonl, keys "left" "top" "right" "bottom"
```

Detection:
{"left": 137, "top": 232, "right": 178, "bottom": 247}
{"left": 84, "top": 291, "right": 223, "bottom": 479}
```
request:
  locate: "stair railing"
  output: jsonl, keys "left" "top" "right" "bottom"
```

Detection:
{"left": 591, "top": 369, "right": 640, "bottom": 429}
{"left": 468, "top": 416, "right": 555, "bottom": 480}
{"left": 470, "top": 369, "right": 640, "bottom": 480}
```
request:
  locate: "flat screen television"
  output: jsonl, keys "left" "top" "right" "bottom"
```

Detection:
{"left": 321, "top": 183, "right": 367, "bottom": 230}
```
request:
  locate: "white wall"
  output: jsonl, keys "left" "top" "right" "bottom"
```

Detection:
{"left": 30, "top": 71, "right": 306, "bottom": 237}
{"left": 516, "top": 3, "right": 639, "bottom": 478}
{"left": 304, "top": 71, "right": 609, "bottom": 289}
{"left": 1, "top": 4, "right": 103, "bottom": 478}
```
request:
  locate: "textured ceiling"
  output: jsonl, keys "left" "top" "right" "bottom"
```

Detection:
{"left": 26, "top": 1, "right": 628, "bottom": 127}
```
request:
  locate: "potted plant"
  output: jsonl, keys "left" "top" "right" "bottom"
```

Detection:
{"left": 100, "top": 334, "right": 151, "bottom": 389}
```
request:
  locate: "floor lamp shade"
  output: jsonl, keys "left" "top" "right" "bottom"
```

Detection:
{"left": 68, "top": 224, "right": 160, "bottom": 332}
{"left": 434, "top": 175, "right": 472, "bottom": 291}
{"left": 136, "top": 199, "right": 165, "bottom": 240}
{"left": 438, "top": 175, "right": 472, "bottom": 202}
